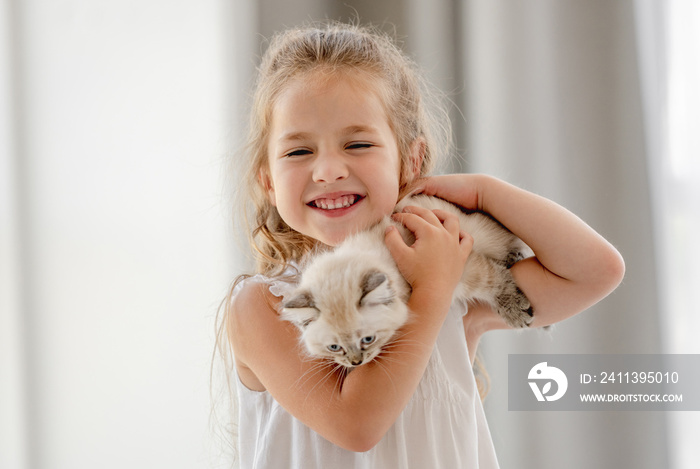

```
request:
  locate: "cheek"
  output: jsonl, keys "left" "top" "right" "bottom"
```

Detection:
{"left": 266, "top": 168, "right": 300, "bottom": 212}
{"left": 303, "top": 327, "right": 332, "bottom": 355}
{"left": 376, "top": 178, "right": 401, "bottom": 211}
{"left": 272, "top": 164, "right": 305, "bottom": 196}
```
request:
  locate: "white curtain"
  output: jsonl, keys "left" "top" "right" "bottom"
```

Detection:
{"left": 0, "top": 1, "right": 252, "bottom": 468}
{"left": 636, "top": 1, "right": 700, "bottom": 468}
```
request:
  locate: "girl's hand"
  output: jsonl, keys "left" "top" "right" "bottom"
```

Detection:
{"left": 411, "top": 174, "right": 483, "bottom": 211}
{"left": 384, "top": 205, "right": 473, "bottom": 299}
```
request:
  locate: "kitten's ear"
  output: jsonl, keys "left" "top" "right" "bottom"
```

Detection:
{"left": 360, "top": 271, "right": 395, "bottom": 307}
{"left": 281, "top": 291, "right": 319, "bottom": 329}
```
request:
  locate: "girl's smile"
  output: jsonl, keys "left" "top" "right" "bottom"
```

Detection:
{"left": 306, "top": 192, "right": 365, "bottom": 216}
{"left": 264, "top": 73, "right": 404, "bottom": 246}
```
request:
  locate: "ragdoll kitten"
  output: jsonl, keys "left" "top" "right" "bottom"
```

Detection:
{"left": 281, "top": 194, "right": 534, "bottom": 368}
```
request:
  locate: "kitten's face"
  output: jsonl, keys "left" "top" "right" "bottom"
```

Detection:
{"left": 302, "top": 315, "right": 398, "bottom": 367}
{"left": 282, "top": 269, "right": 409, "bottom": 368}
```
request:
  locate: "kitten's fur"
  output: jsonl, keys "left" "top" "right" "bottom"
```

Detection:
{"left": 281, "top": 195, "right": 534, "bottom": 368}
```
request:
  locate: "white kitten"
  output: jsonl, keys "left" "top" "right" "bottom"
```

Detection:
{"left": 281, "top": 195, "right": 533, "bottom": 368}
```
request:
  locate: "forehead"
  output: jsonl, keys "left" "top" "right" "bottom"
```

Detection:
{"left": 270, "top": 71, "right": 392, "bottom": 136}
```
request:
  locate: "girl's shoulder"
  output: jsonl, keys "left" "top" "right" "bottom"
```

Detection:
{"left": 228, "top": 275, "right": 297, "bottom": 392}
{"left": 228, "top": 271, "right": 298, "bottom": 361}
{"left": 228, "top": 269, "right": 297, "bottom": 321}
{"left": 232, "top": 271, "right": 296, "bottom": 300}
{"left": 229, "top": 272, "right": 294, "bottom": 329}
{"left": 231, "top": 276, "right": 277, "bottom": 312}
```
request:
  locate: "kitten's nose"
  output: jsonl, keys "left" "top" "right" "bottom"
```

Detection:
{"left": 350, "top": 359, "right": 363, "bottom": 366}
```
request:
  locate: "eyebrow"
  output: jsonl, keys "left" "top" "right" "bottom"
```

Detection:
{"left": 277, "top": 125, "right": 380, "bottom": 143}
{"left": 341, "top": 125, "right": 379, "bottom": 136}
{"left": 277, "top": 131, "right": 313, "bottom": 143}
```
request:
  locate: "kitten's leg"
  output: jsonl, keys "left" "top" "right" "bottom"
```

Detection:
{"left": 461, "top": 255, "right": 534, "bottom": 328}
{"left": 494, "top": 270, "right": 534, "bottom": 328}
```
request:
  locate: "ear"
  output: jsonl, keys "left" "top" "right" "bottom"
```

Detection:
{"left": 408, "top": 138, "right": 426, "bottom": 180}
{"left": 258, "top": 168, "right": 277, "bottom": 207}
{"left": 359, "top": 270, "right": 395, "bottom": 307}
{"left": 281, "top": 291, "right": 319, "bottom": 329}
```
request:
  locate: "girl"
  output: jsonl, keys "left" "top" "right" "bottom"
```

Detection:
{"left": 221, "top": 22, "right": 624, "bottom": 468}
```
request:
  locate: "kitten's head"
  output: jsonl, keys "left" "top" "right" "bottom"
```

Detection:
{"left": 281, "top": 262, "right": 409, "bottom": 368}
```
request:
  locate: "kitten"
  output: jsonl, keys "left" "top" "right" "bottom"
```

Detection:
{"left": 281, "top": 194, "right": 534, "bottom": 368}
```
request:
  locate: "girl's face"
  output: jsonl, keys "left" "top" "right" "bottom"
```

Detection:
{"left": 264, "top": 74, "right": 405, "bottom": 246}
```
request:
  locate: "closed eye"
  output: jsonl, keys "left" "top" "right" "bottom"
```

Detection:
{"left": 285, "top": 148, "right": 313, "bottom": 157}
{"left": 345, "top": 142, "right": 373, "bottom": 150}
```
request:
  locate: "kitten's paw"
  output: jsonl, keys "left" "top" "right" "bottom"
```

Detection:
{"left": 496, "top": 284, "right": 534, "bottom": 328}
{"left": 502, "top": 249, "right": 525, "bottom": 269}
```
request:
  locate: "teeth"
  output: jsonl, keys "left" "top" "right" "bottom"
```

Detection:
{"left": 313, "top": 195, "right": 358, "bottom": 210}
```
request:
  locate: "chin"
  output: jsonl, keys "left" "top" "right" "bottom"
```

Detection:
{"left": 308, "top": 226, "right": 356, "bottom": 247}
{"left": 318, "top": 233, "right": 351, "bottom": 247}
{"left": 319, "top": 218, "right": 385, "bottom": 246}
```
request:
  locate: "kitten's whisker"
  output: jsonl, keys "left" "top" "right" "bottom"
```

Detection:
{"left": 293, "top": 360, "right": 330, "bottom": 389}
{"left": 292, "top": 359, "right": 344, "bottom": 409}
{"left": 311, "top": 363, "right": 348, "bottom": 411}
{"left": 371, "top": 357, "right": 398, "bottom": 395}
{"left": 380, "top": 337, "right": 424, "bottom": 354}
{"left": 389, "top": 330, "right": 429, "bottom": 344}
{"left": 383, "top": 337, "right": 422, "bottom": 348}
{"left": 329, "top": 364, "right": 349, "bottom": 403}
{"left": 376, "top": 347, "right": 423, "bottom": 362}
{"left": 301, "top": 365, "right": 342, "bottom": 408}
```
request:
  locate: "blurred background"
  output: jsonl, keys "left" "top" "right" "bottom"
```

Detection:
{"left": 1, "top": 0, "right": 698, "bottom": 468}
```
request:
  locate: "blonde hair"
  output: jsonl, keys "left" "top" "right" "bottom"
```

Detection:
{"left": 236, "top": 21, "right": 452, "bottom": 276}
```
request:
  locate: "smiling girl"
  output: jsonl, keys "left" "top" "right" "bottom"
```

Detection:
{"left": 219, "top": 22, "right": 624, "bottom": 468}
{"left": 263, "top": 73, "right": 403, "bottom": 246}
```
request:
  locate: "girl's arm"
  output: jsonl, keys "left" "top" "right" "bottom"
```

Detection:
{"left": 418, "top": 173, "right": 625, "bottom": 332}
{"left": 229, "top": 205, "right": 472, "bottom": 452}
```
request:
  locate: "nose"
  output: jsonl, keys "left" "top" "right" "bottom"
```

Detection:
{"left": 312, "top": 149, "right": 349, "bottom": 184}
{"left": 348, "top": 348, "right": 364, "bottom": 366}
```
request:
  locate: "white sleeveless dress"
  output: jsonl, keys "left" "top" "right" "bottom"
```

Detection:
{"left": 234, "top": 275, "right": 500, "bottom": 469}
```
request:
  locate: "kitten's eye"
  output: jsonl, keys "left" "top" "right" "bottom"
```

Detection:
{"left": 360, "top": 336, "right": 376, "bottom": 345}
{"left": 327, "top": 344, "right": 343, "bottom": 353}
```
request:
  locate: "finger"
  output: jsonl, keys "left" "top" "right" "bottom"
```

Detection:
{"left": 459, "top": 231, "right": 474, "bottom": 257}
{"left": 399, "top": 205, "right": 442, "bottom": 228}
{"left": 430, "top": 209, "right": 461, "bottom": 235}
{"left": 429, "top": 208, "right": 454, "bottom": 223}
{"left": 402, "top": 178, "right": 428, "bottom": 197}
{"left": 410, "top": 177, "right": 434, "bottom": 196}
{"left": 384, "top": 224, "right": 412, "bottom": 261}
{"left": 391, "top": 212, "right": 437, "bottom": 239}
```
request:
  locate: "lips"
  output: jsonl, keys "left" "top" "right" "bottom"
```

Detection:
{"left": 308, "top": 194, "right": 364, "bottom": 210}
